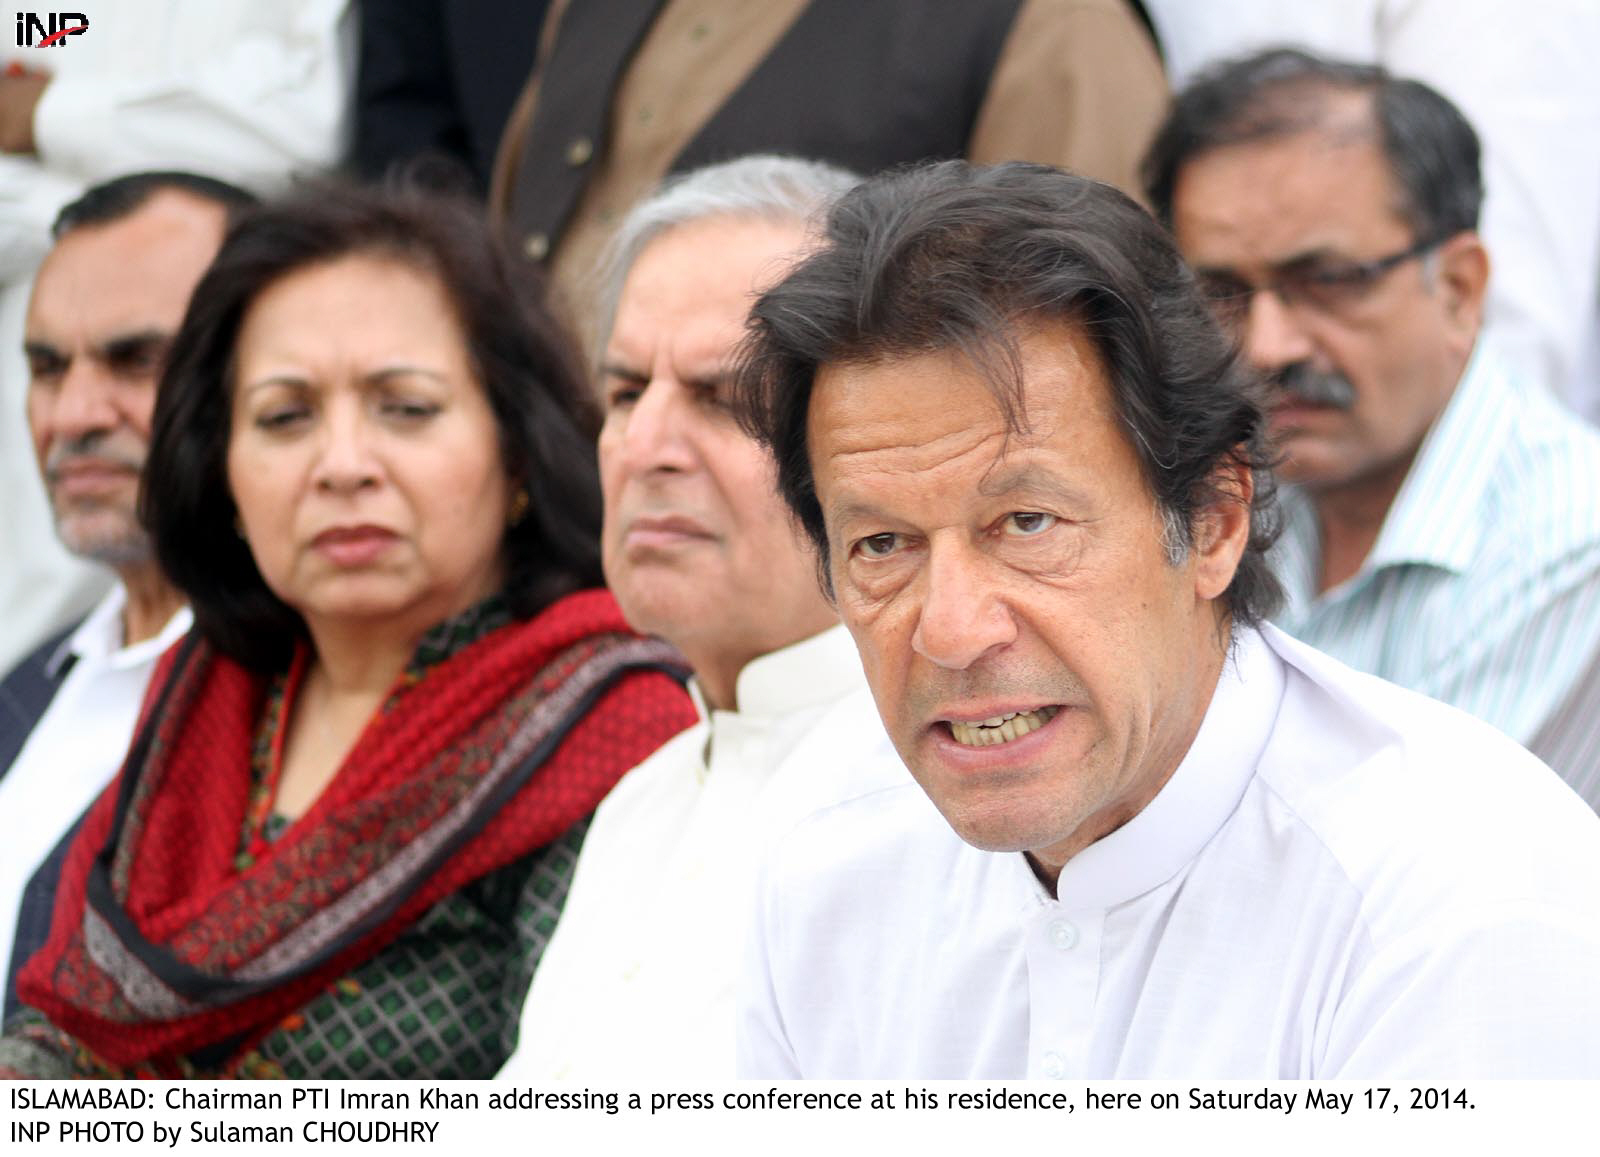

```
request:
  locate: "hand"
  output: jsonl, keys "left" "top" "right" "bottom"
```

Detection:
{"left": 0, "top": 68, "right": 51, "bottom": 153}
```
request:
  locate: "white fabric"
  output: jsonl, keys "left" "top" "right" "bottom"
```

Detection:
{"left": 0, "top": 589, "right": 191, "bottom": 978}
{"left": 739, "top": 625, "right": 1600, "bottom": 1079}
{"left": 501, "top": 624, "right": 909, "bottom": 1081}
{"left": 1143, "top": 0, "right": 1600, "bottom": 419}
{"left": 0, "top": 0, "right": 354, "bottom": 672}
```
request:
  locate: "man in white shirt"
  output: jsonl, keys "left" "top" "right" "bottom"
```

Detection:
{"left": 732, "top": 160, "right": 1600, "bottom": 1078}
{"left": 498, "top": 156, "right": 905, "bottom": 1081}
{"left": 0, "top": 173, "right": 250, "bottom": 1015}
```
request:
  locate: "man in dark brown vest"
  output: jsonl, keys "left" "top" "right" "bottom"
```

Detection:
{"left": 489, "top": 0, "right": 1166, "bottom": 352}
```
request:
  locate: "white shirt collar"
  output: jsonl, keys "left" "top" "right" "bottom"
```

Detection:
{"left": 46, "top": 586, "right": 193, "bottom": 678}
{"left": 1043, "top": 626, "right": 1286, "bottom": 911}
{"left": 687, "top": 622, "right": 862, "bottom": 722}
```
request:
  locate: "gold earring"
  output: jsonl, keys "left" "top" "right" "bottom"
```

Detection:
{"left": 507, "top": 488, "right": 531, "bottom": 526}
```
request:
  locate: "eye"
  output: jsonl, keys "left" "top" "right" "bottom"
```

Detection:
{"left": 1196, "top": 271, "right": 1252, "bottom": 303}
{"left": 1283, "top": 261, "right": 1383, "bottom": 310}
{"left": 380, "top": 398, "right": 440, "bottom": 421}
{"left": 105, "top": 343, "right": 166, "bottom": 379}
{"left": 607, "top": 383, "right": 643, "bottom": 409}
{"left": 601, "top": 367, "right": 648, "bottom": 410}
{"left": 1002, "top": 512, "right": 1057, "bottom": 536}
{"left": 691, "top": 379, "right": 734, "bottom": 414}
{"left": 1298, "top": 263, "right": 1369, "bottom": 289}
{"left": 253, "top": 405, "right": 309, "bottom": 431}
{"left": 26, "top": 353, "right": 67, "bottom": 382}
{"left": 854, "top": 532, "right": 901, "bottom": 559}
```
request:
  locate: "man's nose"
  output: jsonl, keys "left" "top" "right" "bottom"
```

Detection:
{"left": 41, "top": 362, "right": 120, "bottom": 442}
{"left": 616, "top": 379, "right": 698, "bottom": 474}
{"left": 1241, "top": 288, "right": 1317, "bottom": 372}
{"left": 911, "top": 541, "right": 1018, "bottom": 670}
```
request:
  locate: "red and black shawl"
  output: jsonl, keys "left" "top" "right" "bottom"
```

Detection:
{"left": 16, "top": 588, "right": 694, "bottom": 1070}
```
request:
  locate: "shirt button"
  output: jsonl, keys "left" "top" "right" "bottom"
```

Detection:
{"left": 565, "top": 136, "right": 594, "bottom": 166}
{"left": 1048, "top": 919, "right": 1078, "bottom": 950}
{"left": 1040, "top": 1051, "right": 1067, "bottom": 1079}
{"left": 523, "top": 232, "right": 550, "bottom": 261}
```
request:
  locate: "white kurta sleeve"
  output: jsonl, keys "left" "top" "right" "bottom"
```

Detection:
{"left": 29, "top": 0, "right": 353, "bottom": 192}
{"left": 1325, "top": 903, "right": 1600, "bottom": 1078}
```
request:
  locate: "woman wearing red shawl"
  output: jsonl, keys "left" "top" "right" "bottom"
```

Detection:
{"left": 0, "top": 183, "right": 695, "bottom": 1078}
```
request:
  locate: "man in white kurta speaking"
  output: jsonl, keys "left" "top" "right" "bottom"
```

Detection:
{"left": 498, "top": 156, "right": 904, "bottom": 1080}
{"left": 731, "top": 160, "right": 1600, "bottom": 1079}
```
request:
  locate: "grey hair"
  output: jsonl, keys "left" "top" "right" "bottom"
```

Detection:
{"left": 592, "top": 154, "right": 861, "bottom": 354}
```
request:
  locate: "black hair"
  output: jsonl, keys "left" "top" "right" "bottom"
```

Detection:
{"left": 735, "top": 159, "right": 1282, "bottom": 628}
{"left": 52, "top": 170, "right": 258, "bottom": 237}
{"left": 143, "top": 180, "right": 604, "bottom": 670}
{"left": 1141, "top": 47, "right": 1483, "bottom": 243}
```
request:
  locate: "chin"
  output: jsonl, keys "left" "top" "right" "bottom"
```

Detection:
{"left": 610, "top": 584, "right": 710, "bottom": 641}
{"left": 938, "top": 802, "right": 1068, "bottom": 856}
{"left": 294, "top": 581, "right": 432, "bottom": 626}
{"left": 917, "top": 773, "right": 1072, "bottom": 856}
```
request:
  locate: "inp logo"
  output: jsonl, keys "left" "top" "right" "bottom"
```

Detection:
{"left": 15, "top": 11, "right": 89, "bottom": 47}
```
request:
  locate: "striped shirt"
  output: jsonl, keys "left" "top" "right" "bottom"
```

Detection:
{"left": 1273, "top": 341, "right": 1600, "bottom": 803}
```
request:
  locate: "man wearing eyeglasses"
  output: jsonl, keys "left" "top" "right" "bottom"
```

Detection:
{"left": 1144, "top": 48, "right": 1600, "bottom": 802}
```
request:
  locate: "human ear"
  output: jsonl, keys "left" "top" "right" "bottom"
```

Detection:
{"left": 1433, "top": 232, "right": 1489, "bottom": 338}
{"left": 1190, "top": 454, "right": 1253, "bottom": 603}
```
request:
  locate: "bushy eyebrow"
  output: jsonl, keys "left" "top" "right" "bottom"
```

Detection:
{"left": 598, "top": 359, "right": 648, "bottom": 382}
{"left": 598, "top": 360, "right": 735, "bottom": 395}
{"left": 24, "top": 328, "right": 171, "bottom": 366}
{"left": 22, "top": 339, "right": 64, "bottom": 364}
{"left": 1195, "top": 244, "right": 1348, "bottom": 282}
{"left": 976, "top": 463, "right": 1094, "bottom": 508}
{"left": 100, "top": 329, "right": 171, "bottom": 364}
{"left": 826, "top": 497, "right": 893, "bottom": 530}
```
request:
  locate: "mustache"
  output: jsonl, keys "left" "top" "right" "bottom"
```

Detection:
{"left": 1272, "top": 363, "right": 1357, "bottom": 411}
{"left": 44, "top": 431, "right": 146, "bottom": 478}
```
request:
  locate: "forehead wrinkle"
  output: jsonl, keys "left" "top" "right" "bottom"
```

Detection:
{"left": 824, "top": 419, "right": 1002, "bottom": 467}
{"left": 607, "top": 326, "right": 739, "bottom": 387}
{"left": 822, "top": 427, "right": 1010, "bottom": 536}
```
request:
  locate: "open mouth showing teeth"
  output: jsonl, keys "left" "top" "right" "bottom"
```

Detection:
{"left": 947, "top": 707, "right": 1061, "bottom": 747}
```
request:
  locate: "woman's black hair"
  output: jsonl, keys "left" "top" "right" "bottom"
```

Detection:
{"left": 144, "top": 179, "right": 604, "bottom": 670}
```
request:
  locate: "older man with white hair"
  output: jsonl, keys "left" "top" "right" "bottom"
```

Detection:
{"left": 498, "top": 156, "right": 905, "bottom": 1081}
